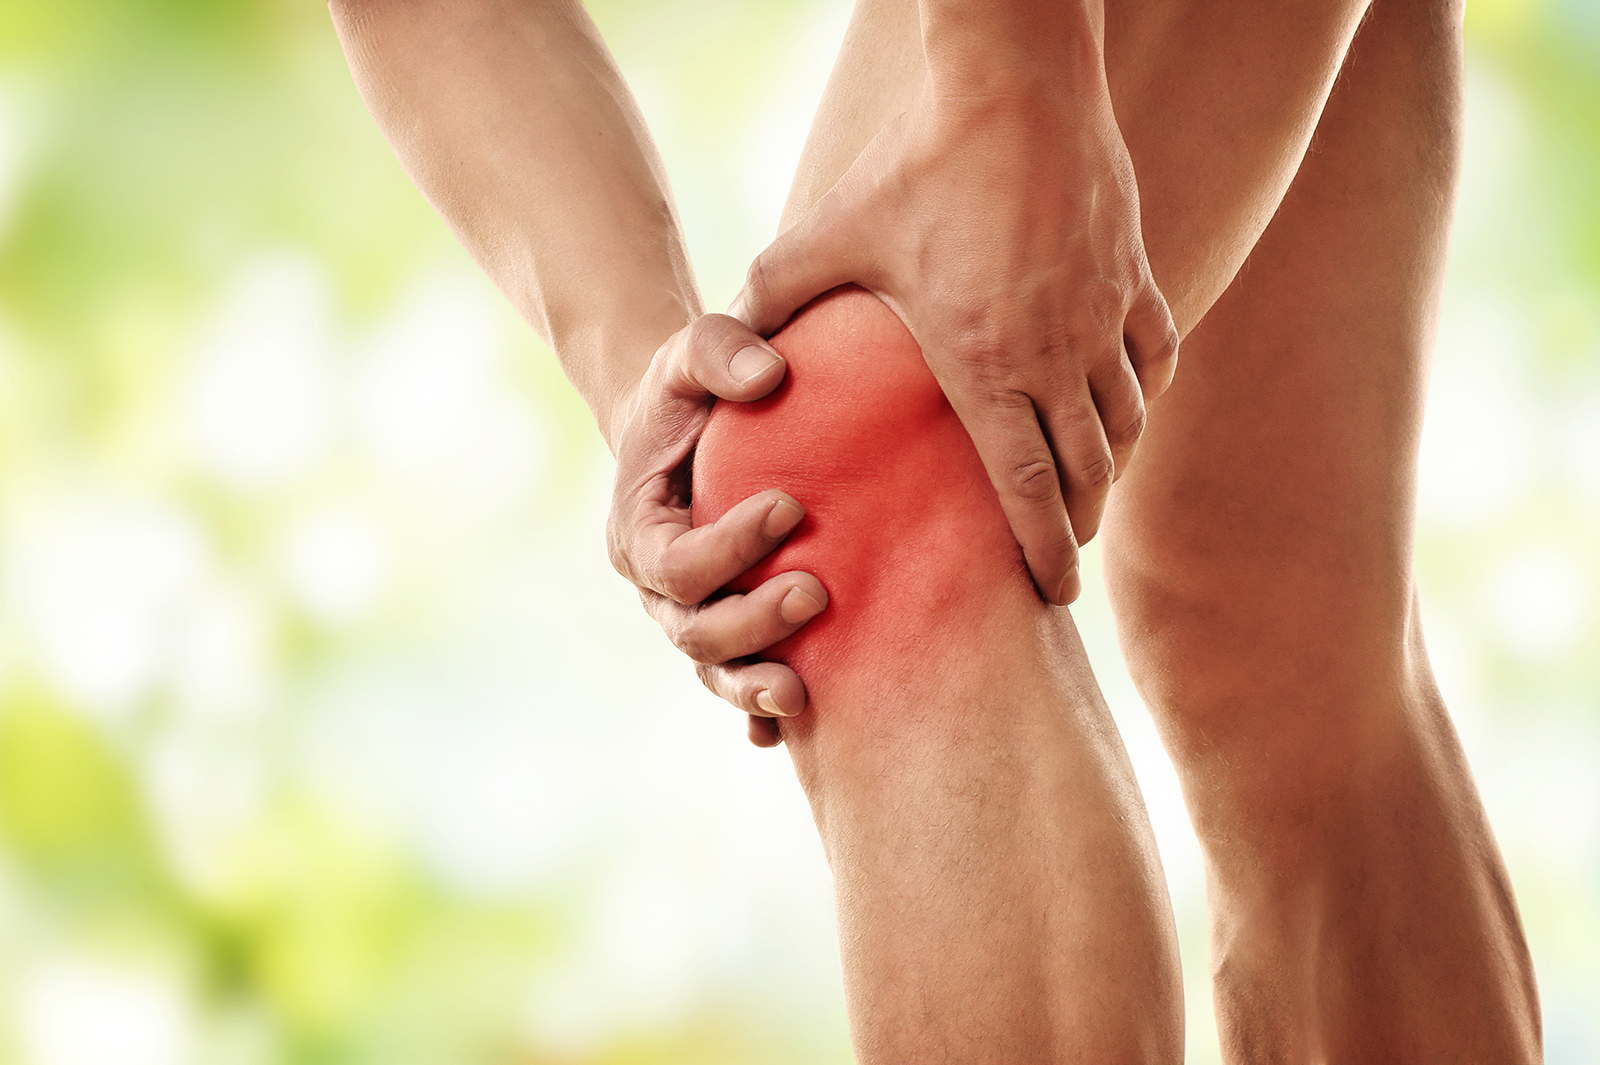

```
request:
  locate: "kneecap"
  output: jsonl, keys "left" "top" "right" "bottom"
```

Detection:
{"left": 692, "top": 286, "right": 1028, "bottom": 694}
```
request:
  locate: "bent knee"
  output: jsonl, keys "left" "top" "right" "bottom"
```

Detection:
{"left": 692, "top": 286, "right": 1032, "bottom": 693}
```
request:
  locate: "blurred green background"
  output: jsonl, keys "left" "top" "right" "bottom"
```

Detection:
{"left": 0, "top": 0, "right": 1595, "bottom": 1062}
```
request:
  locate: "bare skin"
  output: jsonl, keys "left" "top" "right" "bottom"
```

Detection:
{"left": 734, "top": 0, "right": 1182, "bottom": 606}
{"left": 333, "top": 5, "right": 1185, "bottom": 1057}
{"left": 331, "top": 0, "right": 1541, "bottom": 1061}
{"left": 692, "top": 286, "right": 1182, "bottom": 1060}
{"left": 1104, "top": 0, "right": 1544, "bottom": 1054}
{"left": 770, "top": 0, "right": 1541, "bottom": 1059}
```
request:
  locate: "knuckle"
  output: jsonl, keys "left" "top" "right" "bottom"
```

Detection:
{"left": 1077, "top": 450, "right": 1115, "bottom": 489}
{"left": 637, "top": 587, "right": 667, "bottom": 625}
{"left": 947, "top": 332, "right": 1012, "bottom": 382}
{"left": 1138, "top": 323, "right": 1180, "bottom": 369}
{"left": 605, "top": 524, "right": 636, "bottom": 581}
{"left": 671, "top": 619, "right": 718, "bottom": 664}
{"left": 684, "top": 313, "right": 732, "bottom": 358}
{"left": 743, "top": 254, "right": 765, "bottom": 293}
{"left": 1108, "top": 405, "right": 1147, "bottom": 447}
{"left": 980, "top": 384, "right": 1037, "bottom": 415}
{"left": 1083, "top": 341, "right": 1126, "bottom": 377}
{"left": 742, "top": 254, "right": 775, "bottom": 314}
{"left": 1029, "top": 323, "right": 1081, "bottom": 372}
{"left": 1157, "top": 320, "right": 1180, "bottom": 359}
{"left": 940, "top": 307, "right": 1025, "bottom": 376}
{"left": 1009, "top": 457, "right": 1062, "bottom": 504}
{"left": 693, "top": 661, "right": 726, "bottom": 696}
{"left": 1080, "top": 278, "right": 1131, "bottom": 334}
{"left": 1130, "top": 290, "right": 1180, "bottom": 366}
{"left": 946, "top": 305, "right": 1091, "bottom": 383}
{"left": 727, "top": 532, "right": 768, "bottom": 572}
{"left": 643, "top": 329, "right": 690, "bottom": 393}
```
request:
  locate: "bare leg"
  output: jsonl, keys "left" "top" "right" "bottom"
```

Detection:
{"left": 1103, "top": 0, "right": 1541, "bottom": 1058}
{"left": 695, "top": 287, "right": 1181, "bottom": 1063}
{"left": 776, "top": 0, "right": 1539, "bottom": 1060}
{"left": 739, "top": 0, "right": 1362, "bottom": 1060}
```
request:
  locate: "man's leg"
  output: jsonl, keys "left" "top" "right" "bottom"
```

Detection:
{"left": 750, "top": 0, "right": 1428, "bottom": 1060}
{"left": 775, "top": 0, "right": 1538, "bottom": 1059}
{"left": 695, "top": 287, "right": 1183, "bottom": 1063}
{"left": 1102, "top": 0, "right": 1541, "bottom": 1058}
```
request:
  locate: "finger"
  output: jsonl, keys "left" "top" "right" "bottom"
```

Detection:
{"left": 946, "top": 386, "right": 1080, "bottom": 605}
{"left": 673, "top": 313, "right": 789, "bottom": 404}
{"left": 747, "top": 716, "right": 784, "bottom": 747}
{"left": 1040, "top": 383, "right": 1117, "bottom": 549}
{"left": 729, "top": 190, "right": 865, "bottom": 337}
{"left": 626, "top": 489, "right": 806, "bottom": 604}
{"left": 1088, "top": 350, "right": 1148, "bottom": 483}
{"left": 616, "top": 316, "right": 788, "bottom": 477}
{"left": 654, "top": 570, "right": 828, "bottom": 664}
{"left": 695, "top": 660, "right": 800, "bottom": 745}
{"left": 694, "top": 657, "right": 809, "bottom": 719}
{"left": 1123, "top": 279, "right": 1180, "bottom": 402}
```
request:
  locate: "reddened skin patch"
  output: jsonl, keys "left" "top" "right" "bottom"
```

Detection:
{"left": 692, "top": 285, "right": 1027, "bottom": 706}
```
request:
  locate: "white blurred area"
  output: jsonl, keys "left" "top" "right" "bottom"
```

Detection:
{"left": 0, "top": 5, "right": 1596, "bottom": 1065}
{"left": 21, "top": 958, "right": 196, "bottom": 1065}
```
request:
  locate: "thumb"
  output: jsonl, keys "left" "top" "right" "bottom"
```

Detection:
{"left": 617, "top": 314, "right": 784, "bottom": 468}
{"left": 730, "top": 191, "right": 865, "bottom": 337}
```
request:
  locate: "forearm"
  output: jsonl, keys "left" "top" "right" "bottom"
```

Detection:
{"left": 330, "top": 0, "right": 698, "bottom": 447}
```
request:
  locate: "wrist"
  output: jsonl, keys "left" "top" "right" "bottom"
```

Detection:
{"left": 544, "top": 283, "right": 697, "bottom": 454}
{"left": 919, "top": 0, "right": 1104, "bottom": 100}
{"left": 593, "top": 361, "right": 643, "bottom": 457}
{"left": 575, "top": 323, "right": 670, "bottom": 456}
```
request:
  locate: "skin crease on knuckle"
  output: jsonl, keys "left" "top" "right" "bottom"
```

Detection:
{"left": 1009, "top": 457, "right": 1062, "bottom": 503}
{"left": 690, "top": 285, "right": 1035, "bottom": 717}
{"left": 1078, "top": 277, "right": 1132, "bottom": 338}
{"left": 1076, "top": 450, "right": 1115, "bottom": 489}
{"left": 1114, "top": 406, "right": 1147, "bottom": 449}
{"left": 670, "top": 609, "right": 723, "bottom": 665}
{"left": 685, "top": 314, "right": 723, "bottom": 354}
{"left": 742, "top": 254, "right": 774, "bottom": 321}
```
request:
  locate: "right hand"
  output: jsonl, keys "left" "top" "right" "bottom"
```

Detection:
{"left": 731, "top": 82, "right": 1178, "bottom": 606}
{"left": 607, "top": 313, "right": 829, "bottom": 748}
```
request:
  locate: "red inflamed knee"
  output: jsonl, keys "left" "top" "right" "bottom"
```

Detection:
{"left": 691, "top": 286, "right": 1029, "bottom": 699}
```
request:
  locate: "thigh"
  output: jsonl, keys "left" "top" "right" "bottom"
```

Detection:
{"left": 1101, "top": 0, "right": 1464, "bottom": 742}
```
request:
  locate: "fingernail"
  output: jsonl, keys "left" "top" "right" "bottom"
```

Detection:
{"left": 730, "top": 345, "right": 782, "bottom": 385}
{"left": 763, "top": 498, "right": 804, "bottom": 538}
{"left": 780, "top": 585, "right": 825, "bottom": 625}
{"left": 756, "top": 689, "right": 794, "bottom": 717}
{"left": 1058, "top": 567, "right": 1082, "bottom": 605}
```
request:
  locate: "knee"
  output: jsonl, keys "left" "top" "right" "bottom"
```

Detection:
{"left": 692, "top": 286, "right": 1033, "bottom": 695}
{"left": 1103, "top": 521, "right": 1416, "bottom": 769}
